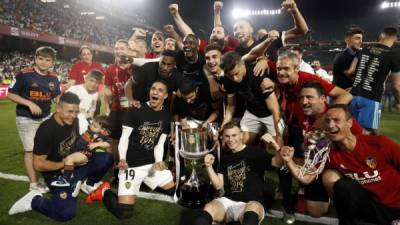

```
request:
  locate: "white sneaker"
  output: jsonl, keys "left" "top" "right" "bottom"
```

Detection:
{"left": 9, "top": 190, "right": 42, "bottom": 215}
{"left": 80, "top": 180, "right": 102, "bottom": 195}
{"left": 29, "top": 183, "right": 49, "bottom": 194}
{"left": 71, "top": 180, "right": 82, "bottom": 198}
{"left": 38, "top": 178, "right": 50, "bottom": 193}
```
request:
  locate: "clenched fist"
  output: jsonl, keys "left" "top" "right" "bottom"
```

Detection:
{"left": 169, "top": 4, "right": 179, "bottom": 15}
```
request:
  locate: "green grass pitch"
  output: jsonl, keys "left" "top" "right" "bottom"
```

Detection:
{"left": 1, "top": 99, "right": 399, "bottom": 225}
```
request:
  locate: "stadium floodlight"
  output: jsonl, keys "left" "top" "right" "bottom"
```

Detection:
{"left": 63, "top": 4, "right": 70, "bottom": 8}
{"left": 232, "top": 7, "right": 281, "bottom": 18}
{"left": 380, "top": 1, "right": 400, "bottom": 9}
{"left": 232, "top": 8, "right": 250, "bottom": 19}
{"left": 41, "top": 0, "right": 56, "bottom": 2}
{"left": 96, "top": 16, "right": 105, "bottom": 20}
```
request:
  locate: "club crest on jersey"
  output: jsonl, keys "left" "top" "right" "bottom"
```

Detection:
{"left": 365, "top": 156, "right": 377, "bottom": 169}
{"left": 49, "top": 82, "right": 55, "bottom": 90}
{"left": 125, "top": 181, "right": 131, "bottom": 189}
{"left": 59, "top": 191, "right": 68, "bottom": 199}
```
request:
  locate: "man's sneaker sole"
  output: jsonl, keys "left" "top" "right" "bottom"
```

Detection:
{"left": 9, "top": 190, "right": 42, "bottom": 215}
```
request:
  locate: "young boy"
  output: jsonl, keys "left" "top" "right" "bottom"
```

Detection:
{"left": 7, "top": 46, "right": 60, "bottom": 193}
{"left": 51, "top": 114, "right": 111, "bottom": 187}
{"left": 66, "top": 69, "right": 104, "bottom": 133}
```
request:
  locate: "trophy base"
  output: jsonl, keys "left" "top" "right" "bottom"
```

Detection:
{"left": 178, "top": 182, "right": 208, "bottom": 208}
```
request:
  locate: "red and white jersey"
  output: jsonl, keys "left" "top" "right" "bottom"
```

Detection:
{"left": 69, "top": 60, "right": 104, "bottom": 85}
{"left": 268, "top": 60, "right": 335, "bottom": 123}
{"left": 327, "top": 135, "right": 400, "bottom": 208}
{"left": 199, "top": 36, "right": 239, "bottom": 55}
{"left": 104, "top": 64, "right": 135, "bottom": 112}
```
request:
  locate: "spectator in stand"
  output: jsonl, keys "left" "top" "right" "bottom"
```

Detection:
{"left": 0, "top": 0, "right": 132, "bottom": 47}
{"left": 291, "top": 46, "right": 314, "bottom": 74}
{"left": 312, "top": 60, "right": 332, "bottom": 82}
{"left": 66, "top": 45, "right": 104, "bottom": 89}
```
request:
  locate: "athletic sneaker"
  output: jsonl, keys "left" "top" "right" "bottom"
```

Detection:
{"left": 80, "top": 179, "right": 102, "bottom": 195}
{"left": 50, "top": 176, "right": 70, "bottom": 187}
{"left": 29, "top": 182, "right": 49, "bottom": 194}
{"left": 85, "top": 182, "right": 111, "bottom": 204}
{"left": 282, "top": 208, "right": 296, "bottom": 224}
{"left": 9, "top": 189, "right": 42, "bottom": 215}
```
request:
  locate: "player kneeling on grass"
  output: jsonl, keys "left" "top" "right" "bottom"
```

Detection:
{"left": 194, "top": 121, "right": 286, "bottom": 225}
{"left": 8, "top": 93, "right": 114, "bottom": 222}
{"left": 281, "top": 105, "right": 400, "bottom": 225}
{"left": 102, "top": 80, "right": 175, "bottom": 220}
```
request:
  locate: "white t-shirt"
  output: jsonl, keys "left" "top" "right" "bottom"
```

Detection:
{"left": 67, "top": 84, "right": 98, "bottom": 115}
{"left": 66, "top": 84, "right": 99, "bottom": 133}
{"left": 315, "top": 68, "right": 332, "bottom": 82}
{"left": 299, "top": 60, "right": 315, "bottom": 74}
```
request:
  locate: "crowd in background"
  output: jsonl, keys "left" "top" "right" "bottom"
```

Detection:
{"left": 0, "top": 52, "right": 72, "bottom": 84}
{"left": 0, "top": 0, "right": 131, "bottom": 46}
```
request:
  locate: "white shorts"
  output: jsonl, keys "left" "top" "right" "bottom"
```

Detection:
{"left": 240, "top": 110, "right": 276, "bottom": 136}
{"left": 16, "top": 115, "right": 50, "bottom": 151}
{"left": 215, "top": 197, "right": 265, "bottom": 223}
{"left": 118, "top": 164, "right": 173, "bottom": 196}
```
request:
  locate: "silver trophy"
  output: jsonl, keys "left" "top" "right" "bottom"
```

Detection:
{"left": 173, "top": 122, "right": 219, "bottom": 208}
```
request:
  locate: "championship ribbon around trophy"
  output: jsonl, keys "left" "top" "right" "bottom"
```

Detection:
{"left": 299, "top": 130, "right": 331, "bottom": 179}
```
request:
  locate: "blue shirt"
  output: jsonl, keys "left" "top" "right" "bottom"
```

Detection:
{"left": 8, "top": 68, "right": 60, "bottom": 118}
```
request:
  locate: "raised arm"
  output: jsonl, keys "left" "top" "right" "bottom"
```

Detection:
{"left": 280, "top": 146, "right": 316, "bottom": 184}
{"left": 164, "top": 24, "right": 184, "bottom": 50}
{"left": 213, "top": 1, "right": 223, "bottom": 27}
{"left": 169, "top": 4, "right": 195, "bottom": 36}
{"left": 204, "top": 154, "right": 224, "bottom": 190}
{"left": 128, "top": 28, "right": 147, "bottom": 49}
{"left": 242, "top": 37, "right": 274, "bottom": 62}
{"left": 281, "top": 0, "right": 309, "bottom": 42}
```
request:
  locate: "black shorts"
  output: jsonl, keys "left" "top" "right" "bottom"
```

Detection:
{"left": 304, "top": 176, "right": 329, "bottom": 202}
{"left": 109, "top": 111, "right": 127, "bottom": 139}
{"left": 287, "top": 124, "right": 304, "bottom": 158}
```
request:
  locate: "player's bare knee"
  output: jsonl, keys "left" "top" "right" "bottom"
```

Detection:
{"left": 245, "top": 201, "right": 264, "bottom": 217}
{"left": 203, "top": 201, "right": 224, "bottom": 221}
{"left": 306, "top": 202, "right": 329, "bottom": 218}
{"left": 322, "top": 169, "right": 342, "bottom": 195}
